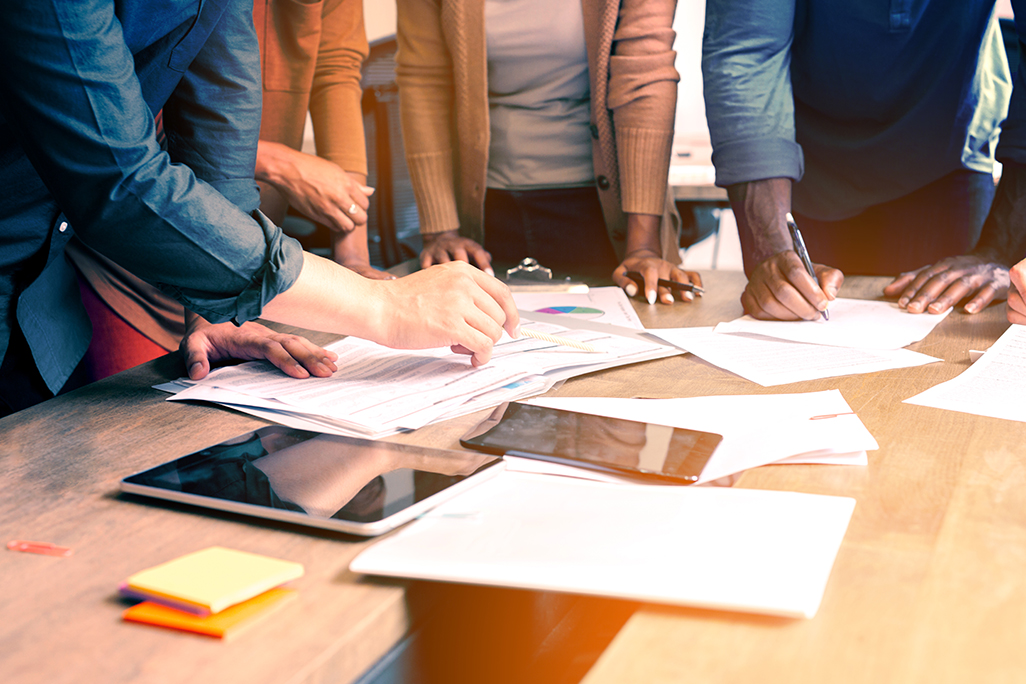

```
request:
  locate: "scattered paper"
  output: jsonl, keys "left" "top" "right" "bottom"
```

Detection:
{"left": 649, "top": 327, "right": 940, "bottom": 386}
{"left": 714, "top": 298, "right": 950, "bottom": 350}
{"left": 350, "top": 471, "right": 856, "bottom": 619}
{"left": 904, "top": 324, "right": 1026, "bottom": 423}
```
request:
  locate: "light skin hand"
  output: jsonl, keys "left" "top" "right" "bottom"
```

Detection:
{"left": 729, "top": 178, "right": 842, "bottom": 320}
{"left": 180, "top": 312, "right": 339, "bottom": 381}
{"left": 261, "top": 254, "right": 519, "bottom": 367}
{"left": 420, "top": 230, "right": 494, "bottom": 276}
{"left": 612, "top": 212, "right": 702, "bottom": 304}
{"left": 883, "top": 255, "right": 1010, "bottom": 314}
{"left": 255, "top": 141, "right": 373, "bottom": 233}
{"left": 1008, "top": 259, "right": 1026, "bottom": 324}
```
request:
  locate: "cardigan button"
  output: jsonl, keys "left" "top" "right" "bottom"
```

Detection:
{"left": 596, "top": 175, "right": 610, "bottom": 190}
{"left": 59, "top": 221, "right": 68, "bottom": 233}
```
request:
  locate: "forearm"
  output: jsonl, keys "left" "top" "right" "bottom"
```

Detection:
{"left": 254, "top": 140, "right": 298, "bottom": 190}
{"left": 624, "top": 213, "right": 663, "bottom": 256}
{"left": 973, "top": 162, "right": 1026, "bottom": 266}
{"left": 727, "top": 177, "right": 793, "bottom": 265}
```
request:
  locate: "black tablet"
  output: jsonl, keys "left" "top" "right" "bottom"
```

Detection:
{"left": 461, "top": 402, "right": 721, "bottom": 485}
{"left": 121, "top": 426, "right": 502, "bottom": 536}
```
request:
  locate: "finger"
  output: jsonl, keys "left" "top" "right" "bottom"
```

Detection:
{"left": 612, "top": 266, "right": 638, "bottom": 297}
{"left": 745, "top": 278, "right": 803, "bottom": 320}
{"left": 467, "top": 267, "right": 519, "bottom": 335}
{"left": 898, "top": 266, "right": 948, "bottom": 308}
{"left": 906, "top": 272, "right": 967, "bottom": 314}
{"left": 815, "top": 265, "right": 844, "bottom": 299}
{"left": 181, "top": 338, "right": 212, "bottom": 380}
{"left": 467, "top": 244, "right": 494, "bottom": 276}
{"left": 450, "top": 246, "right": 472, "bottom": 264}
{"left": 360, "top": 184, "right": 376, "bottom": 196}
{"left": 883, "top": 271, "right": 918, "bottom": 297}
{"left": 1008, "top": 289, "right": 1026, "bottom": 317}
{"left": 258, "top": 339, "right": 311, "bottom": 379}
{"left": 775, "top": 257, "right": 828, "bottom": 319}
{"left": 741, "top": 287, "right": 778, "bottom": 320}
{"left": 963, "top": 283, "right": 999, "bottom": 315}
{"left": 278, "top": 336, "right": 337, "bottom": 376}
{"left": 326, "top": 207, "right": 356, "bottom": 234}
{"left": 668, "top": 268, "right": 694, "bottom": 302}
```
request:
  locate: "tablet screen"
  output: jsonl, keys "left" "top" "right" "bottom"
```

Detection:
{"left": 121, "top": 427, "right": 501, "bottom": 535}
{"left": 461, "top": 402, "right": 721, "bottom": 484}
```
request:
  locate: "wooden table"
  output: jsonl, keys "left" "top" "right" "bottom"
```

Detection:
{"left": 1, "top": 271, "right": 1019, "bottom": 684}
{"left": 581, "top": 274, "right": 1026, "bottom": 684}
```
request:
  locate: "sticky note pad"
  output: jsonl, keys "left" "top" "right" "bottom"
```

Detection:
{"left": 123, "top": 588, "right": 296, "bottom": 639}
{"left": 125, "top": 547, "right": 303, "bottom": 614}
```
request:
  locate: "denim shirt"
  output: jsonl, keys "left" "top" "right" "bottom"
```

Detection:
{"left": 0, "top": 0, "right": 304, "bottom": 393}
{"left": 702, "top": 0, "right": 1024, "bottom": 221}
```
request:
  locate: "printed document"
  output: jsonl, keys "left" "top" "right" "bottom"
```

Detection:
{"left": 904, "top": 324, "right": 1026, "bottom": 422}
{"left": 512, "top": 286, "right": 644, "bottom": 329}
{"left": 714, "top": 298, "right": 950, "bottom": 349}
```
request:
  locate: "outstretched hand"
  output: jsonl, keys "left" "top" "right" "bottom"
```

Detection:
{"left": 180, "top": 317, "right": 338, "bottom": 380}
{"left": 741, "top": 251, "right": 843, "bottom": 320}
{"left": 883, "top": 255, "right": 1009, "bottom": 314}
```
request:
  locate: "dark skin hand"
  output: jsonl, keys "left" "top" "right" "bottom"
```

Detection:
{"left": 882, "top": 163, "right": 1026, "bottom": 315}
{"left": 729, "top": 178, "right": 842, "bottom": 320}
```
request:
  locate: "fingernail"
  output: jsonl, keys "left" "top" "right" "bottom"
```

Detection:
{"left": 683, "top": 291, "right": 694, "bottom": 302}
{"left": 965, "top": 303, "right": 977, "bottom": 314}
{"left": 188, "top": 362, "right": 203, "bottom": 377}
{"left": 898, "top": 297, "right": 909, "bottom": 307}
{"left": 512, "top": 325, "right": 521, "bottom": 339}
{"left": 646, "top": 290, "right": 656, "bottom": 305}
{"left": 661, "top": 293, "right": 674, "bottom": 304}
{"left": 485, "top": 267, "right": 495, "bottom": 276}
{"left": 625, "top": 282, "right": 638, "bottom": 297}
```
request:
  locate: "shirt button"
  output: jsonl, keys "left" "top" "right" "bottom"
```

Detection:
{"left": 59, "top": 221, "right": 68, "bottom": 232}
{"left": 589, "top": 124, "right": 599, "bottom": 139}
{"left": 596, "top": 176, "right": 610, "bottom": 190}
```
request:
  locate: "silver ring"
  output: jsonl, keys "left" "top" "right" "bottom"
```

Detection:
{"left": 347, "top": 203, "right": 359, "bottom": 215}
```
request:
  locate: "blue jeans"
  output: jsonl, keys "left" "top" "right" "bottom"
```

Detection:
{"left": 739, "top": 170, "right": 996, "bottom": 276}
{"left": 483, "top": 186, "right": 620, "bottom": 279}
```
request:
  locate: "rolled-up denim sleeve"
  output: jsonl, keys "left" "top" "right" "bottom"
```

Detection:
{"left": 0, "top": 0, "right": 302, "bottom": 325}
{"left": 702, "top": 0, "right": 804, "bottom": 188}
{"left": 996, "top": 2, "right": 1026, "bottom": 165}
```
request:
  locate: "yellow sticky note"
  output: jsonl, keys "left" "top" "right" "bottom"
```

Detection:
{"left": 123, "top": 588, "right": 296, "bottom": 639}
{"left": 126, "top": 547, "right": 303, "bottom": 614}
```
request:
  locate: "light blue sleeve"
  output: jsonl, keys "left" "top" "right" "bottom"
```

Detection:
{"left": 701, "top": 0, "right": 804, "bottom": 187}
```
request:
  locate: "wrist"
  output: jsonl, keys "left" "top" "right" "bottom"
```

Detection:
{"left": 254, "top": 140, "right": 295, "bottom": 188}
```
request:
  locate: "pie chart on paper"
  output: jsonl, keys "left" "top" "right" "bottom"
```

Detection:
{"left": 533, "top": 306, "right": 604, "bottom": 320}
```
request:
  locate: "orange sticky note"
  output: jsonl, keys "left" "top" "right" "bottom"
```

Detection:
{"left": 122, "top": 588, "right": 296, "bottom": 639}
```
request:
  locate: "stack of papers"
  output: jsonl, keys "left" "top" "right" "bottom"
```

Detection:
{"left": 121, "top": 547, "right": 302, "bottom": 639}
{"left": 164, "top": 316, "right": 679, "bottom": 438}
{"left": 650, "top": 298, "right": 947, "bottom": 386}
{"left": 522, "top": 390, "right": 875, "bottom": 484}
{"left": 350, "top": 471, "right": 856, "bottom": 618}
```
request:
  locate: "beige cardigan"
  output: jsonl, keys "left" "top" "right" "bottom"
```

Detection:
{"left": 395, "top": 0, "right": 681, "bottom": 262}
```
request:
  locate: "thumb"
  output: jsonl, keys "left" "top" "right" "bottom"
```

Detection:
{"left": 182, "top": 338, "right": 212, "bottom": 380}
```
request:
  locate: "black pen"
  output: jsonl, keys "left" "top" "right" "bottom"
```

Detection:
{"left": 785, "top": 212, "right": 829, "bottom": 321}
{"left": 624, "top": 271, "right": 705, "bottom": 297}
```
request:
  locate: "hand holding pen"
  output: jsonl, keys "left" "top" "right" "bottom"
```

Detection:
{"left": 785, "top": 213, "right": 829, "bottom": 321}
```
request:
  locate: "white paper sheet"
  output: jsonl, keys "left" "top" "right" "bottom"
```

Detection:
{"left": 713, "top": 298, "right": 950, "bottom": 349}
{"left": 168, "top": 319, "right": 678, "bottom": 436}
{"left": 513, "top": 286, "right": 644, "bottom": 329}
{"left": 350, "top": 471, "right": 856, "bottom": 618}
{"left": 526, "top": 391, "right": 875, "bottom": 484}
{"left": 648, "top": 327, "right": 940, "bottom": 386}
{"left": 904, "top": 324, "right": 1026, "bottom": 422}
